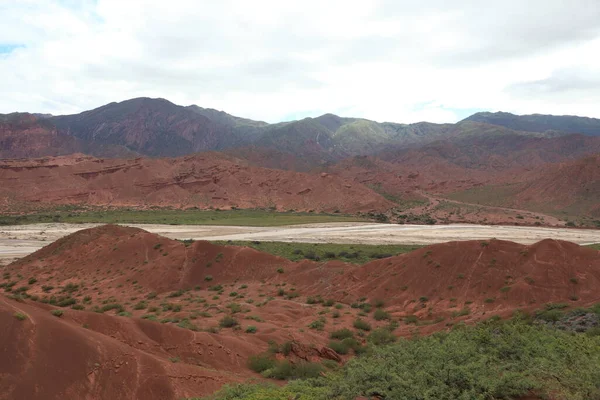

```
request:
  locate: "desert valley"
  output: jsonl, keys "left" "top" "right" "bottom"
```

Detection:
{"left": 2, "top": 2, "right": 600, "bottom": 399}
{"left": 1, "top": 97, "right": 599, "bottom": 400}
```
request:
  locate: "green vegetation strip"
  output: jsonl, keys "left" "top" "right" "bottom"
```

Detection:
{"left": 211, "top": 241, "right": 423, "bottom": 264}
{"left": 586, "top": 243, "right": 600, "bottom": 251}
{"left": 0, "top": 209, "right": 369, "bottom": 227}
{"left": 193, "top": 312, "right": 600, "bottom": 400}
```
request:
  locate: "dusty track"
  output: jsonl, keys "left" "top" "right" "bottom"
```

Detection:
{"left": 0, "top": 222, "right": 598, "bottom": 264}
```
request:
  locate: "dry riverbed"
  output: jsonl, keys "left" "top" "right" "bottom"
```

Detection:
{"left": 0, "top": 222, "right": 598, "bottom": 264}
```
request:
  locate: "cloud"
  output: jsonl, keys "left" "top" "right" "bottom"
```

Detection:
{"left": 0, "top": 0, "right": 599, "bottom": 123}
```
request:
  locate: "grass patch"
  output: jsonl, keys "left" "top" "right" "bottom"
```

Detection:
{"left": 212, "top": 241, "right": 423, "bottom": 264}
{"left": 0, "top": 209, "right": 369, "bottom": 227}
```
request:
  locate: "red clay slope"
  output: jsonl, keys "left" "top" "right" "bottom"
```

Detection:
{"left": 0, "top": 298, "right": 250, "bottom": 400}
{"left": 3, "top": 225, "right": 600, "bottom": 399}
{"left": 0, "top": 153, "right": 394, "bottom": 213}
{"left": 510, "top": 154, "right": 600, "bottom": 217}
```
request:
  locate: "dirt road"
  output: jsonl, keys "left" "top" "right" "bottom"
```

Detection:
{"left": 0, "top": 222, "right": 598, "bottom": 264}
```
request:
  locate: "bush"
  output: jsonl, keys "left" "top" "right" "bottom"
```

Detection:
{"left": 269, "top": 360, "right": 324, "bottom": 380}
{"left": 373, "top": 309, "right": 390, "bottom": 321}
{"left": 133, "top": 301, "right": 147, "bottom": 310}
{"left": 308, "top": 318, "right": 326, "bottom": 331}
{"left": 205, "top": 320, "right": 600, "bottom": 400}
{"left": 167, "top": 289, "right": 185, "bottom": 298}
{"left": 323, "top": 299, "right": 335, "bottom": 307}
{"left": 50, "top": 309, "right": 64, "bottom": 317}
{"left": 353, "top": 318, "right": 371, "bottom": 331}
{"left": 368, "top": 328, "right": 397, "bottom": 345}
{"left": 56, "top": 297, "right": 77, "bottom": 307}
{"left": 330, "top": 328, "right": 354, "bottom": 340}
{"left": 245, "top": 326, "right": 257, "bottom": 333}
{"left": 328, "top": 340, "right": 350, "bottom": 355}
{"left": 248, "top": 354, "right": 276, "bottom": 373}
{"left": 219, "top": 315, "right": 238, "bottom": 328}
{"left": 13, "top": 312, "right": 26, "bottom": 321}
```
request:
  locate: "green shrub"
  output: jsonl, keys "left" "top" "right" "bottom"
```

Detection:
{"left": 353, "top": 318, "right": 371, "bottom": 331}
{"left": 168, "top": 289, "right": 185, "bottom": 298}
{"left": 330, "top": 328, "right": 354, "bottom": 340}
{"left": 269, "top": 360, "right": 324, "bottom": 380}
{"left": 328, "top": 340, "right": 350, "bottom": 355}
{"left": 308, "top": 318, "right": 326, "bottom": 331}
{"left": 133, "top": 301, "right": 147, "bottom": 310}
{"left": 245, "top": 326, "right": 257, "bottom": 333}
{"left": 368, "top": 328, "right": 397, "bottom": 345}
{"left": 13, "top": 312, "right": 26, "bottom": 321}
{"left": 50, "top": 309, "right": 64, "bottom": 317}
{"left": 373, "top": 308, "right": 390, "bottom": 321}
{"left": 248, "top": 354, "right": 276, "bottom": 373}
{"left": 219, "top": 315, "right": 238, "bottom": 328}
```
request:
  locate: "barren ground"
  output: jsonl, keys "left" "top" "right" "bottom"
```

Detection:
{"left": 0, "top": 222, "right": 598, "bottom": 264}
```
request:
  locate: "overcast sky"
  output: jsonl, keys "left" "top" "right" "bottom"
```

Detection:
{"left": 1, "top": 0, "right": 599, "bottom": 123}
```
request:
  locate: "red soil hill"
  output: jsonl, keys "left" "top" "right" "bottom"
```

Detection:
{"left": 3, "top": 225, "right": 600, "bottom": 399}
{"left": 0, "top": 153, "right": 394, "bottom": 213}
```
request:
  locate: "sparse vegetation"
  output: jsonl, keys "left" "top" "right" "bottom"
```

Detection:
{"left": 13, "top": 312, "right": 26, "bottom": 321}
{"left": 212, "top": 241, "right": 423, "bottom": 264}
{"left": 0, "top": 209, "right": 369, "bottom": 227}
{"left": 50, "top": 309, "right": 64, "bottom": 317}
{"left": 219, "top": 315, "right": 239, "bottom": 328}
{"left": 353, "top": 318, "right": 371, "bottom": 331}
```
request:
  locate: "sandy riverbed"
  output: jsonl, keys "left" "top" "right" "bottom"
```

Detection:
{"left": 0, "top": 222, "right": 598, "bottom": 264}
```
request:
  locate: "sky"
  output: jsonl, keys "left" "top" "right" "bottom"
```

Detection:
{"left": 1, "top": 0, "right": 600, "bottom": 123}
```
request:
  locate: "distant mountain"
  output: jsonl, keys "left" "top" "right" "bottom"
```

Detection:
{"left": 252, "top": 115, "right": 452, "bottom": 167}
{"left": 0, "top": 113, "right": 134, "bottom": 159}
{"left": 464, "top": 111, "right": 600, "bottom": 136}
{"left": 3, "top": 99, "right": 600, "bottom": 163}
{"left": 50, "top": 98, "right": 252, "bottom": 157}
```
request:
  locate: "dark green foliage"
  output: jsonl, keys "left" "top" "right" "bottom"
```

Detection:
{"left": 133, "top": 301, "right": 147, "bottom": 310}
{"left": 308, "top": 318, "right": 326, "bottom": 331}
{"left": 367, "top": 328, "right": 397, "bottom": 345}
{"left": 213, "top": 240, "right": 422, "bottom": 264}
{"left": 328, "top": 340, "right": 350, "bottom": 355}
{"left": 219, "top": 315, "right": 238, "bottom": 328}
{"left": 50, "top": 309, "right": 64, "bottom": 317}
{"left": 373, "top": 308, "right": 390, "bottom": 321}
{"left": 353, "top": 318, "right": 371, "bottom": 331}
{"left": 248, "top": 354, "right": 276, "bottom": 373}
{"left": 202, "top": 320, "right": 600, "bottom": 400}
{"left": 167, "top": 289, "right": 185, "bottom": 298}
{"left": 330, "top": 328, "right": 354, "bottom": 340}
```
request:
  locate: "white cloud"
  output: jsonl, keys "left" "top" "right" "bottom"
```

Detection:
{"left": 1, "top": 0, "right": 600, "bottom": 123}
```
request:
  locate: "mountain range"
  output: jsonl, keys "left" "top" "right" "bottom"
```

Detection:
{"left": 4, "top": 97, "right": 600, "bottom": 162}
{"left": 1, "top": 98, "right": 599, "bottom": 224}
